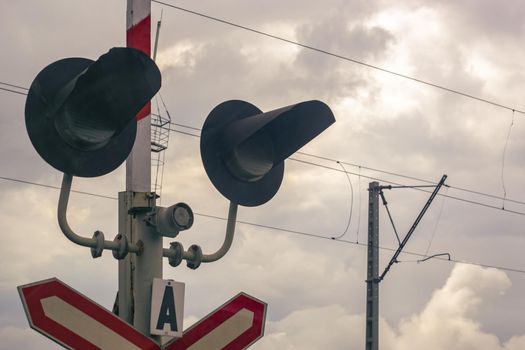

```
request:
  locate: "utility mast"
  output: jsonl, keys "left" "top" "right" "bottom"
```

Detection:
{"left": 365, "top": 182, "right": 380, "bottom": 350}
{"left": 365, "top": 175, "right": 447, "bottom": 350}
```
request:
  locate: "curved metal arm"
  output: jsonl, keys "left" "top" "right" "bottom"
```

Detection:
{"left": 163, "top": 201, "right": 238, "bottom": 266}
{"left": 201, "top": 201, "right": 238, "bottom": 262}
{"left": 58, "top": 173, "right": 141, "bottom": 254}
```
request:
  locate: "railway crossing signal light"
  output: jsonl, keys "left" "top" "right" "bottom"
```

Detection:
{"left": 17, "top": 7, "right": 338, "bottom": 344}
{"left": 200, "top": 99, "right": 335, "bottom": 206}
{"left": 25, "top": 47, "right": 161, "bottom": 177}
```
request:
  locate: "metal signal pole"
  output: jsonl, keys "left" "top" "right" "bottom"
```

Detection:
{"left": 125, "top": 0, "right": 152, "bottom": 192}
{"left": 120, "top": 0, "right": 161, "bottom": 338}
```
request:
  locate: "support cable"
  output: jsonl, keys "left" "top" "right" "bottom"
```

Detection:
{"left": 0, "top": 86, "right": 27, "bottom": 95}
{"left": 151, "top": 0, "right": 525, "bottom": 116}
{"left": 0, "top": 174, "right": 524, "bottom": 275}
{"left": 331, "top": 162, "right": 354, "bottom": 240}
{"left": 2, "top": 83, "right": 524, "bottom": 210}
{"left": 297, "top": 152, "right": 525, "bottom": 206}
{"left": 356, "top": 166, "right": 363, "bottom": 244}
{"left": 0, "top": 81, "right": 28, "bottom": 90}
{"left": 379, "top": 189, "right": 401, "bottom": 245}
{"left": 165, "top": 126, "right": 525, "bottom": 209}
{"left": 424, "top": 186, "right": 449, "bottom": 257}
{"left": 286, "top": 157, "right": 525, "bottom": 217}
{"left": 501, "top": 109, "right": 515, "bottom": 209}
{"left": 377, "top": 175, "right": 448, "bottom": 282}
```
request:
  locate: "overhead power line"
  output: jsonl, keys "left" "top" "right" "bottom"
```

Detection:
{"left": 288, "top": 157, "right": 525, "bottom": 217}
{"left": 166, "top": 120, "right": 525, "bottom": 207}
{"left": 165, "top": 126, "right": 525, "bottom": 216}
{"left": 295, "top": 152, "right": 525, "bottom": 207}
{"left": 0, "top": 175, "right": 117, "bottom": 200}
{"left": 330, "top": 161, "right": 354, "bottom": 240}
{"left": 4, "top": 82, "right": 520, "bottom": 210}
{"left": 2, "top": 71, "right": 525, "bottom": 208}
{"left": 0, "top": 81, "right": 29, "bottom": 91}
{"left": 4, "top": 2, "right": 525, "bottom": 117}
{"left": 501, "top": 110, "right": 515, "bottom": 209}
{"left": 0, "top": 81, "right": 29, "bottom": 95}
{"left": 1, "top": 76, "right": 522, "bottom": 215}
{"left": 0, "top": 86, "right": 27, "bottom": 95}
{"left": 152, "top": 0, "right": 525, "bottom": 116}
{"left": 2, "top": 174, "right": 523, "bottom": 275}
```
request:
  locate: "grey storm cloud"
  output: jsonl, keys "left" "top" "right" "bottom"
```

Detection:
{"left": 1, "top": 0, "right": 525, "bottom": 349}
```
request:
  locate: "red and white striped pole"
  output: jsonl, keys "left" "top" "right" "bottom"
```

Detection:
{"left": 119, "top": 0, "right": 163, "bottom": 339}
{"left": 126, "top": 0, "right": 152, "bottom": 191}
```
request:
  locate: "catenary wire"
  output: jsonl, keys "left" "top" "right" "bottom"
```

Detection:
{"left": 166, "top": 122, "right": 525, "bottom": 207}
{"left": 193, "top": 212, "right": 525, "bottom": 275}
{"left": 149, "top": 2, "right": 525, "bottom": 210}
{"left": 331, "top": 162, "right": 354, "bottom": 239}
{"left": 0, "top": 81, "right": 29, "bottom": 91}
{"left": 2, "top": 72, "right": 525, "bottom": 207}
{"left": 166, "top": 126, "right": 525, "bottom": 216}
{"left": 355, "top": 166, "right": 363, "bottom": 243}
{"left": 1, "top": 174, "right": 524, "bottom": 275}
{"left": 0, "top": 6, "right": 522, "bottom": 271}
{"left": 0, "top": 86, "right": 27, "bottom": 96}
{"left": 424, "top": 186, "right": 448, "bottom": 257}
{"left": 297, "top": 151, "right": 436, "bottom": 184}
{"left": 151, "top": 0, "right": 525, "bottom": 116}
{"left": 0, "top": 175, "right": 117, "bottom": 200}
{"left": 501, "top": 110, "right": 515, "bottom": 209}
{"left": 147, "top": 0, "right": 525, "bottom": 223}
{"left": 1, "top": 83, "right": 524, "bottom": 215}
{"left": 287, "top": 157, "right": 525, "bottom": 217}
{"left": 295, "top": 151, "right": 525, "bottom": 206}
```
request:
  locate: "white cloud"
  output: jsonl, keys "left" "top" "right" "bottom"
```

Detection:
{"left": 392, "top": 264, "right": 512, "bottom": 350}
{"left": 255, "top": 305, "right": 362, "bottom": 350}
{"left": 1, "top": 0, "right": 525, "bottom": 348}
{"left": 253, "top": 264, "right": 521, "bottom": 350}
{"left": 157, "top": 41, "right": 205, "bottom": 72}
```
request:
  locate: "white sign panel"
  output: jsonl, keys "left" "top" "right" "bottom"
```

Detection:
{"left": 18, "top": 278, "right": 159, "bottom": 350}
{"left": 150, "top": 278, "right": 185, "bottom": 338}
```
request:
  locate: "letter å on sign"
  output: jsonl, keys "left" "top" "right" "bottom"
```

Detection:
{"left": 151, "top": 279, "right": 185, "bottom": 338}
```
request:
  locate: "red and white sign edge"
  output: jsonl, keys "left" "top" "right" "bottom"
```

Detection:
{"left": 164, "top": 292, "right": 267, "bottom": 350}
{"left": 18, "top": 278, "right": 159, "bottom": 350}
{"left": 18, "top": 278, "right": 267, "bottom": 350}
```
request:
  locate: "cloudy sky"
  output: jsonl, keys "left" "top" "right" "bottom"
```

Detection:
{"left": 1, "top": 0, "right": 525, "bottom": 349}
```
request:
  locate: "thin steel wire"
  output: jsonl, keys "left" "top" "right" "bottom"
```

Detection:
{"left": 331, "top": 162, "right": 354, "bottom": 239}
{"left": 424, "top": 186, "right": 449, "bottom": 257}
{"left": 1, "top": 174, "right": 524, "bottom": 275}
{"left": 0, "top": 86, "right": 27, "bottom": 95}
{"left": 0, "top": 81, "right": 29, "bottom": 90}
{"left": 152, "top": 0, "right": 525, "bottom": 116}
{"left": 501, "top": 110, "right": 516, "bottom": 209}
{"left": 2, "top": 79, "right": 525, "bottom": 208}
